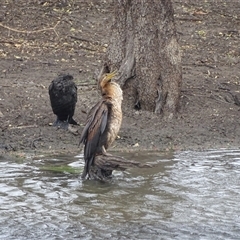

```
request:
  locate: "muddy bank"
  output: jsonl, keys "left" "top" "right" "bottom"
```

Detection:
{"left": 0, "top": 0, "right": 240, "bottom": 158}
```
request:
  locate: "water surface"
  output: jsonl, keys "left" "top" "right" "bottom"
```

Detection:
{"left": 0, "top": 149, "right": 240, "bottom": 239}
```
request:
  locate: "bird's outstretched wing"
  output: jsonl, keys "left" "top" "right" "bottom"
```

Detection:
{"left": 79, "top": 100, "right": 109, "bottom": 178}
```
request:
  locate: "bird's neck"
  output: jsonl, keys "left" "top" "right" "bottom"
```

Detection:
{"left": 102, "top": 84, "right": 122, "bottom": 98}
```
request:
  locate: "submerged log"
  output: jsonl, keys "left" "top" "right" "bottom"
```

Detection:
{"left": 87, "top": 154, "right": 152, "bottom": 181}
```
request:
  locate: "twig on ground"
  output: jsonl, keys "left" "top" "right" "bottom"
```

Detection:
{"left": 8, "top": 125, "right": 38, "bottom": 130}
{"left": 0, "top": 21, "right": 61, "bottom": 36}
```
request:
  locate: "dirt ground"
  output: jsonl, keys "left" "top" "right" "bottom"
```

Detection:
{"left": 0, "top": 0, "right": 239, "bottom": 158}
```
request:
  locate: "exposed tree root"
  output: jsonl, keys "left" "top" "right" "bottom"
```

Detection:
{"left": 87, "top": 153, "right": 152, "bottom": 181}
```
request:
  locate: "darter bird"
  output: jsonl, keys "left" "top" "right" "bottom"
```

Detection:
{"left": 49, "top": 74, "right": 78, "bottom": 129}
{"left": 79, "top": 70, "right": 123, "bottom": 179}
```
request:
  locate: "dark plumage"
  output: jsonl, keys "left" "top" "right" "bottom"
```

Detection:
{"left": 79, "top": 71, "right": 123, "bottom": 179}
{"left": 49, "top": 74, "right": 78, "bottom": 129}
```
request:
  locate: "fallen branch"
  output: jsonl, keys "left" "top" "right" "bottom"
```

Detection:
{"left": 88, "top": 153, "right": 152, "bottom": 181}
{"left": 95, "top": 154, "right": 152, "bottom": 171}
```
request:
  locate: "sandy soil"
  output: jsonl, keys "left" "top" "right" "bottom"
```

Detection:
{"left": 0, "top": 0, "right": 240, "bottom": 158}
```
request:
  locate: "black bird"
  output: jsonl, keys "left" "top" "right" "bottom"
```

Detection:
{"left": 79, "top": 71, "right": 123, "bottom": 179}
{"left": 49, "top": 74, "right": 78, "bottom": 129}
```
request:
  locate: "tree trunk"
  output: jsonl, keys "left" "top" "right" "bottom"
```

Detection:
{"left": 104, "top": 0, "right": 182, "bottom": 117}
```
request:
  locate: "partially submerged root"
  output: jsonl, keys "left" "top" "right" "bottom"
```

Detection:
{"left": 87, "top": 153, "right": 152, "bottom": 181}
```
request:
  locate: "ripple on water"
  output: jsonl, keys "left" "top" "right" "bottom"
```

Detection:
{"left": 0, "top": 149, "right": 240, "bottom": 239}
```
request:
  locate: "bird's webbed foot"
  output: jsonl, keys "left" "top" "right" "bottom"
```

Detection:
{"left": 68, "top": 117, "right": 79, "bottom": 126}
{"left": 103, "top": 152, "right": 113, "bottom": 157}
{"left": 52, "top": 118, "right": 69, "bottom": 130}
{"left": 101, "top": 146, "right": 112, "bottom": 156}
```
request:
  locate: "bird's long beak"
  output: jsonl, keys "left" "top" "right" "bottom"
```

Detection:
{"left": 106, "top": 70, "right": 117, "bottom": 80}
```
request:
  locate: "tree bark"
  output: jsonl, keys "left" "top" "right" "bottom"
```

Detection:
{"left": 104, "top": 0, "right": 182, "bottom": 117}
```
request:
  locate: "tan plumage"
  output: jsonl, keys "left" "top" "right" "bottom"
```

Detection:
{"left": 79, "top": 71, "right": 123, "bottom": 179}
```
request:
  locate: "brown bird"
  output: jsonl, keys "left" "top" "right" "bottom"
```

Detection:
{"left": 79, "top": 71, "right": 123, "bottom": 179}
{"left": 49, "top": 74, "right": 78, "bottom": 129}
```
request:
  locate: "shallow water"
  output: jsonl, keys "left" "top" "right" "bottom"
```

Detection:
{"left": 0, "top": 149, "right": 240, "bottom": 239}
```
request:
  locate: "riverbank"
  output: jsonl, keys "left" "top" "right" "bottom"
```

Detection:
{"left": 0, "top": 0, "right": 239, "bottom": 158}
